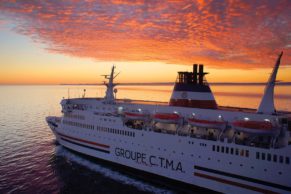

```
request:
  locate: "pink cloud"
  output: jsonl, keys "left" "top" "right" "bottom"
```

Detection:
{"left": 0, "top": 0, "right": 290, "bottom": 68}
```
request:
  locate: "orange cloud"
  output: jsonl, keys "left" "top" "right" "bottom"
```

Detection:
{"left": 0, "top": 0, "right": 290, "bottom": 69}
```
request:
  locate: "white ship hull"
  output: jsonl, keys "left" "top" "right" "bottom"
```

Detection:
{"left": 47, "top": 100, "right": 291, "bottom": 194}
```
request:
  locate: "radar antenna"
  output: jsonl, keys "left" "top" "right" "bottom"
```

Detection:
{"left": 102, "top": 65, "right": 120, "bottom": 102}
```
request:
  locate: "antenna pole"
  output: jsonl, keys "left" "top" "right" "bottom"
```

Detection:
{"left": 103, "top": 65, "right": 119, "bottom": 102}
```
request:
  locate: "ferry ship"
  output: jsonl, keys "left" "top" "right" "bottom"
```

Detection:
{"left": 47, "top": 52, "right": 291, "bottom": 194}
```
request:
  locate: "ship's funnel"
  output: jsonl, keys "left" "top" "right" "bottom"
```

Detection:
{"left": 257, "top": 52, "right": 283, "bottom": 115}
{"left": 169, "top": 64, "right": 217, "bottom": 109}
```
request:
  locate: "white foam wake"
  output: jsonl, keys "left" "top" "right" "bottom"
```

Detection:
{"left": 55, "top": 146, "right": 175, "bottom": 194}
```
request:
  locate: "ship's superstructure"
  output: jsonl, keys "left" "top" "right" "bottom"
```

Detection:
{"left": 47, "top": 52, "right": 291, "bottom": 194}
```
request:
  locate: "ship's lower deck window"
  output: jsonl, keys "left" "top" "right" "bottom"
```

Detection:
{"left": 262, "top": 153, "right": 266, "bottom": 160}
{"left": 279, "top": 156, "right": 283, "bottom": 163}
{"left": 64, "top": 113, "right": 85, "bottom": 120}
{"left": 256, "top": 152, "right": 289, "bottom": 164}
{"left": 214, "top": 145, "right": 249, "bottom": 158}
{"left": 256, "top": 152, "right": 260, "bottom": 159}
{"left": 267, "top": 153, "right": 272, "bottom": 161}
{"left": 63, "top": 120, "right": 94, "bottom": 130}
{"left": 246, "top": 150, "right": 249, "bottom": 157}
{"left": 95, "top": 126, "right": 135, "bottom": 137}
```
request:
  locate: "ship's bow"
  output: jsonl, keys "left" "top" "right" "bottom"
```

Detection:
{"left": 46, "top": 116, "right": 61, "bottom": 141}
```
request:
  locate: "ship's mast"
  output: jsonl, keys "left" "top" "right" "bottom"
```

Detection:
{"left": 103, "top": 65, "right": 119, "bottom": 102}
{"left": 257, "top": 52, "right": 283, "bottom": 115}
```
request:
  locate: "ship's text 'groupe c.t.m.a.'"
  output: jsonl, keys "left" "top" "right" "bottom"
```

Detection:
{"left": 47, "top": 52, "right": 291, "bottom": 194}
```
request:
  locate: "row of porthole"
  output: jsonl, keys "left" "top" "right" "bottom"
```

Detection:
{"left": 198, "top": 155, "right": 283, "bottom": 175}
{"left": 256, "top": 152, "right": 290, "bottom": 165}
{"left": 213, "top": 145, "right": 249, "bottom": 158}
{"left": 95, "top": 125, "right": 135, "bottom": 137}
{"left": 63, "top": 119, "right": 133, "bottom": 137}
{"left": 188, "top": 141, "right": 208, "bottom": 146}
{"left": 64, "top": 128, "right": 133, "bottom": 143}
{"left": 64, "top": 129, "right": 129, "bottom": 144}
{"left": 63, "top": 120, "right": 94, "bottom": 130}
{"left": 64, "top": 114, "right": 85, "bottom": 120}
{"left": 99, "top": 118, "right": 116, "bottom": 122}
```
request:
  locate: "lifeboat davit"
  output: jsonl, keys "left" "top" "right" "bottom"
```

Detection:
{"left": 124, "top": 111, "right": 148, "bottom": 120}
{"left": 188, "top": 118, "right": 226, "bottom": 130}
{"left": 232, "top": 120, "right": 279, "bottom": 135}
{"left": 153, "top": 113, "right": 181, "bottom": 123}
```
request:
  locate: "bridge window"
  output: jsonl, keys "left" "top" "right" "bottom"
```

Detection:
{"left": 286, "top": 157, "right": 290, "bottom": 164}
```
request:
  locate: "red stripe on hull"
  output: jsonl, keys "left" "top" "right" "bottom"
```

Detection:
{"left": 170, "top": 99, "right": 217, "bottom": 109}
{"left": 194, "top": 172, "right": 278, "bottom": 194}
{"left": 57, "top": 132, "right": 110, "bottom": 149}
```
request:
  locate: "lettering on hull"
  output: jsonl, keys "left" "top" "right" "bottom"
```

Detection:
{"left": 115, "top": 147, "right": 185, "bottom": 173}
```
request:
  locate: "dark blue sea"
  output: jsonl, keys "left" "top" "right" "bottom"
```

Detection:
{"left": 1, "top": 85, "right": 290, "bottom": 193}
{"left": 0, "top": 86, "right": 179, "bottom": 194}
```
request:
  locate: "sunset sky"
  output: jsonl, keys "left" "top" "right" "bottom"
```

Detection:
{"left": 0, "top": 0, "right": 290, "bottom": 84}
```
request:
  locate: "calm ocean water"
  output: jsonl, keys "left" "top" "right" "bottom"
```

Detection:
{"left": 0, "top": 85, "right": 290, "bottom": 193}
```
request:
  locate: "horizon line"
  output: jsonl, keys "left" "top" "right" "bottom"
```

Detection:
{"left": 1, "top": 82, "right": 291, "bottom": 86}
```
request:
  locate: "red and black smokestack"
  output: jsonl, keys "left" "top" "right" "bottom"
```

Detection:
{"left": 193, "top": 64, "right": 198, "bottom": 84}
{"left": 199, "top": 64, "right": 204, "bottom": 85}
{"left": 169, "top": 64, "right": 217, "bottom": 109}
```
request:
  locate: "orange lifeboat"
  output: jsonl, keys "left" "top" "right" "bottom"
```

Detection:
{"left": 153, "top": 113, "right": 181, "bottom": 123}
{"left": 124, "top": 111, "right": 148, "bottom": 120}
{"left": 188, "top": 118, "right": 226, "bottom": 130}
{"left": 232, "top": 120, "right": 278, "bottom": 135}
